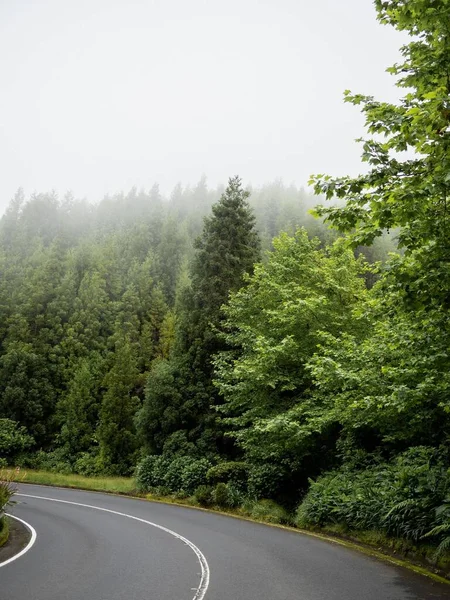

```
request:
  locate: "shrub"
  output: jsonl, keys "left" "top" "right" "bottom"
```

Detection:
{"left": 13, "top": 453, "right": 41, "bottom": 469}
{"left": 136, "top": 455, "right": 211, "bottom": 495}
{"left": 247, "top": 463, "right": 284, "bottom": 499}
{"left": 225, "top": 484, "right": 245, "bottom": 508}
{"left": 135, "top": 455, "right": 175, "bottom": 491}
{"left": 163, "top": 456, "right": 195, "bottom": 493}
{"left": 0, "top": 468, "right": 17, "bottom": 513}
{"left": 249, "top": 499, "right": 291, "bottom": 524}
{"left": 423, "top": 500, "right": 450, "bottom": 558}
{"left": 73, "top": 452, "right": 103, "bottom": 476}
{"left": 33, "top": 449, "right": 73, "bottom": 475}
{"left": 194, "top": 485, "right": 214, "bottom": 506}
{"left": 213, "top": 483, "right": 229, "bottom": 507}
{"left": 152, "top": 486, "right": 171, "bottom": 497}
{"left": 0, "top": 458, "right": 7, "bottom": 469}
{"left": 181, "top": 458, "right": 212, "bottom": 495}
{"left": 211, "top": 482, "right": 245, "bottom": 508}
{"left": 207, "top": 461, "right": 248, "bottom": 491}
{"left": 296, "top": 446, "right": 450, "bottom": 549}
{"left": 0, "top": 419, "right": 34, "bottom": 460}
{"left": 162, "top": 431, "right": 197, "bottom": 458}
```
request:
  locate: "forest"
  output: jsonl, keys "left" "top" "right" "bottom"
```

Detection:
{"left": 1, "top": 0, "right": 450, "bottom": 562}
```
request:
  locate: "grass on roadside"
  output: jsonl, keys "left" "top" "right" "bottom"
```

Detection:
{"left": 8, "top": 469, "right": 136, "bottom": 495}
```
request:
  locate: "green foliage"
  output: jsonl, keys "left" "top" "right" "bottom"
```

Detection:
{"left": 0, "top": 418, "right": 34, "bottom": 460}
{"left": 32, "top": 449, "right": 73, "bottom": 475}
{"left": 0, "top": 345, "right": 56, "bottom": 444}
{"left": 181, "top": 458, "right": 212, "bottom": 495}
{"left": 0, "top": 469, "right": 16, "bottom": 512}
{"left": 2, "top": 16, "right": 450, "bottom": 555}
{"left": 308, "top": 301, "right": 450, "bottom": 453}
{"left": 163, "top": 456, "right": 196, "bottom": 493}
{"left": 135, "top": 360, "right": 184, "bottom": 455}
{"left": 214, "top": 229, "right": 366, "bottom": 496}
{"left": 247, "top": 499, "right": 290, "bottom": 524}
{"left": 194, "top": 485, "right": 214, "bottom": 507}
{"left": 206, "top": 461, "right": 248, "bottom": 491}
{"left": 138, "top": 176, "right": 261, "bottom": 458}
{"left": 135, "top": 454, "right": 212, "bottom": 495}
{"left": 423, "top": 500, "right": 450, "bottom": 559}
{"left": 73, "top": 452, "right": 103, "bottom": 477}
{"left": 162, "top": 430, "right": 198, "bottom": 459}
{"left": 212, "top": 482, "right": 229, "bottom": 507}
{"left": 211, "top": 482, "right": 244, "bottom": 508}
{"left": 290, "top": 0, "right": 450, "bottom": 551}
{"left": 310, "top": 0, "right": 450, "bottom": 310}
{"left": 97, "top": 341, "right": 140, "bottom": 475}
{"left": 296, "top": 447, "right": 450, "bottom": 546}
{"left": 58, "top": 355, "right": 104, "bottom": 460}
{"left": 190, "top": 175, "right": 260, "bottom": 323}
{"left": 247, "top": 464, "right": 285, "bottom": 500}
{"left": 135, "top": 455, "right": 171, "bottom": 492}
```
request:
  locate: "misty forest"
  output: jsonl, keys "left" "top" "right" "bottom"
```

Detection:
{"left": 2, "top": 0, "right": 450, "bottom": 563}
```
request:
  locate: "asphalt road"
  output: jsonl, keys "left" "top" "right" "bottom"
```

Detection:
{"left": 2, "top": 484, "right": 450, "bottom": 600}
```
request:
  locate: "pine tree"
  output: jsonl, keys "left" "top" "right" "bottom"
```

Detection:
{"left": 97, "top": 340, "right": 140, "bottom": 474}
{"left": 139, "top": 176, "right": 260, "bottom": 457}
{"left": 58, "top": 354, "right": 104, "bottom": 460}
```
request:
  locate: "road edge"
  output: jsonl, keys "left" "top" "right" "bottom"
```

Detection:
{"left": 0, "top": 514, "right": 37, "bottom": 568}
{"left": 17, "top": 492, "right": 210, "bottom": 600}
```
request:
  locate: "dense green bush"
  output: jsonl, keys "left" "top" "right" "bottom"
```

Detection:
{"left": 194, "top": 485, "right": 214, "bottom": 506}
{"left": 247, "top": 464, "right": 284, "bottom": 499}
{"left": 181, "top": 458, "right": 212, "bottom": 494}
{"left": 32, "top": 449, "right": 73, "bottom": 475}
{"left": 136, "top": 455, "right": 167, "bottom": 491}
{"left": 163, "top": 456, "right": 196, "bottom": 492}
{"left": 211, "top": 482, "right": 245, "bottom": 508}
{"left": 423, "top": 500, "right": 450, "bottom": 558}
{"left": 135, "top": 455, "right": 211, "bottom": 494}
{"left": 212, "top": 483, "right": 229, "bottom": 507}
{"left": 296, "top": 447, "right": 450, "bottom": 548}
{"left": 210, "top": 482, "right": 245, "bottom": 508}
{"left": 207, "top": 461, "right": 248, "bottom": 491}
{"left": 73, "top": 452, "right": 103, "bottom": 476}
{"left": 0, "top": 419, "right": 34, "bottom": 461}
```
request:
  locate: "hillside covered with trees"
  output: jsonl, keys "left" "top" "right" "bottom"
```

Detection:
{"left": 1, "top": 0, "right": 450, "bottom": 564}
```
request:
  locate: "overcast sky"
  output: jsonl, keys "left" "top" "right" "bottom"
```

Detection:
{"left": 0, "top": 0, "right": 405, "bottom": 208}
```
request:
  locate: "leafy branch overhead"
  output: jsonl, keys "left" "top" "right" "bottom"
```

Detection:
{"left": 311, "top": 0, "right": 450, "bottom": 308}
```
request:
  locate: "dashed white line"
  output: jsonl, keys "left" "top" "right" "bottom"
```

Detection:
{"left": 0, "top": 513, "right": 37, "bottom": 568}
{"left": 16, "top": 493, "right": 210, "bottom": 600}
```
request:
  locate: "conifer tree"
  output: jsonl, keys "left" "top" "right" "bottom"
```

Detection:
{"left": 97, "top": 340, "right": 140, "bottom": 474}
{"left": 139, "top": 176, "right": 260, "bottom": 457}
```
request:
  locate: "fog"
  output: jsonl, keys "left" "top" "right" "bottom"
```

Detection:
{"left": 0, "top": 0, "right": 403, "bottom": 210}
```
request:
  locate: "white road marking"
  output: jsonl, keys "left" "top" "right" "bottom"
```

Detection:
{"left": 16, "top": 493, "right": 210, "bottom": 600}
{"left": 0, "top": 513, "right": 37, "bottom": 568}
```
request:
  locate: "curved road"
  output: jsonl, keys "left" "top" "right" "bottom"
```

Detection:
{"left": 2, "top": 484, "right": 450, "bottom": 600}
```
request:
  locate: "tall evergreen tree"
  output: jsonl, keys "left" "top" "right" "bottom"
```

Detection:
{"left": 97, "top": 340, "right": 140, "bottom": 474}
{"left": 138, "top": 176, "right": 260, "bottom": 457}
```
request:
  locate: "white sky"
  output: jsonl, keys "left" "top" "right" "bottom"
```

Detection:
{"left": 0, "top": 0, "right": 404, "bottom": 208}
